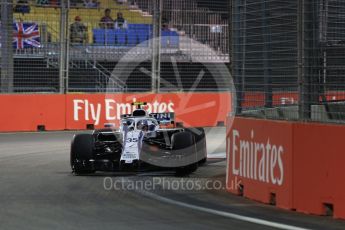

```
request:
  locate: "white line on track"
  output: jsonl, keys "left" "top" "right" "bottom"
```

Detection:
{"left": 207, "top": 152, "right": 226, "bottom": 159}
{"left": 135, "top": 185, "right": 311, "bottom": 230}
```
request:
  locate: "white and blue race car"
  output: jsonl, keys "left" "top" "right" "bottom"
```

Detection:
{"left": 70, "top": 102, "right": 207, "bottom": 176}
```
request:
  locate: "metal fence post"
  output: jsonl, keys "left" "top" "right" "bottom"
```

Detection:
{"left": 65, "top": 0, "right": 70, "bottom": 93}
{"left": 1, "top": 0, "right": 14, "bottom": 93}
{"left": 151, "top": 0, "right": 162, "bottom": 93}
{"left": 232, "top": 0, "right": 245, "bottom": 114}
{"left": 262, "top": 0, "right": 273, "bottom": 108}
{"left": 297, "top": 0, "right": 307, "bottom": 120}
{"left": 240, "top": 0, "right": 246, "bottom": 105}
{"left": 228, "top": 0, "right": 233, "bottom": 90}
{"left": 298, "top": 0, "right": 321, "bottom": 120}
{"left": 59, "top": 0, "right": 68, "bottom": 94}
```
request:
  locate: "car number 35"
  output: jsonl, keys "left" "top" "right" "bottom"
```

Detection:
{"left": 126, "top": 138, "right": 138, "bottom": 143}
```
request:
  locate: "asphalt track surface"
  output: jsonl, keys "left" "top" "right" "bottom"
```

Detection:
{"left": 0, "top": 128, "right": 345, "bottom": 230}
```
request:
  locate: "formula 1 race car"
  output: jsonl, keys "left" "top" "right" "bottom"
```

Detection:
{"left": 70, "top": 102, "right": 207, "bottom": 176}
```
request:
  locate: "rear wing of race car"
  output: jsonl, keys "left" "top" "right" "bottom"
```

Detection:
{"left": 120, "top": 112, "right": 175, "bottom": 123}
{"left": 150, "top": 113, "right": 175, "bottom": 125}
{"left": 119, "top": 102, "right": 175, "bottom": 126}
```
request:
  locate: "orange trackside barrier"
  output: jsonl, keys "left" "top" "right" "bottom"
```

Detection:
{"left": 293, "top": 123, "right": 345, "bottom": 219}
{"left": 0, "top": 94, "right": 66, "bottom": 132}
{"left": 65, "top": 93, "right": 231, "bottom": 130}
{"left": 226, "top": 117, "right": 294, "bottom": 210}
{"left": 0, "top": 93, "right": 231, "bottom": 132}
{"left": 226, "top": 116, "right": 345, "bottom": 219}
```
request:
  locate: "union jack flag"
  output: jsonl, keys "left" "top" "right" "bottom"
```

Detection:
{"left": 13, "top": 22, "right": 40, "bottom": 49}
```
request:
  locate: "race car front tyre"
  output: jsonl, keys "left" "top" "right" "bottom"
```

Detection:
{"left": 171, "top": 131, "right": 198, "bottom": 176}
{"left": 70, "top": 134, "right": 95, "bottom": 175}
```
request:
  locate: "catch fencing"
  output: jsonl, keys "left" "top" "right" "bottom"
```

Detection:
{"left": 231, "top": 0, "right": 345, "bottom": 124}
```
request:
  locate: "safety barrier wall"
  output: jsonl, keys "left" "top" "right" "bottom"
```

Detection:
{"left": 0, "top": 94, "right": 66, "bottom": 132}
{"left": 226, "top": 117, "right": 345, "bottom": 219}
{"left": 292, "top": 123, "right": 345, "bottom": 219}
{"left": 0, "top": 93, "right": 231, "bottom": 132}
{"left": 226, "top": 117, "right": 293, "bottom": 209}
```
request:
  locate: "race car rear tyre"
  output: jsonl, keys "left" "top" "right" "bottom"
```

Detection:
{"left": 171, "top": 131, "right": 198, "bottom": 176}
{"left": 70, "top": 134, "right": 95, "bottom": 175}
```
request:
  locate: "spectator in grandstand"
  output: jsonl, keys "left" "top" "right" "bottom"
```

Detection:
{"left": 114, "top": 12, "right": 128, "bottom": 29}
{"left": 84, "top": 0, "right": 99, "bottom": 8}
{"left": 99, "top": 8, "right": 114, "bottom": 29}
{"left": 70, "top": 16, "right": 88, "bottom": 44}
{"left": 14, "top": 0, "right": 30, "bottom": 14}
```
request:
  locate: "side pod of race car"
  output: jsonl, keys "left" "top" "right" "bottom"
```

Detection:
{"left": 70, "top": 102, "right": 207, "bottom": 176}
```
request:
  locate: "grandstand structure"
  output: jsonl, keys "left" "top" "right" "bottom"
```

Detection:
{"left": 0, "top": 0, "right": 230, "bottom": 93}
{"left": 135, "top": 0, "right": 229, "bottom": 54}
